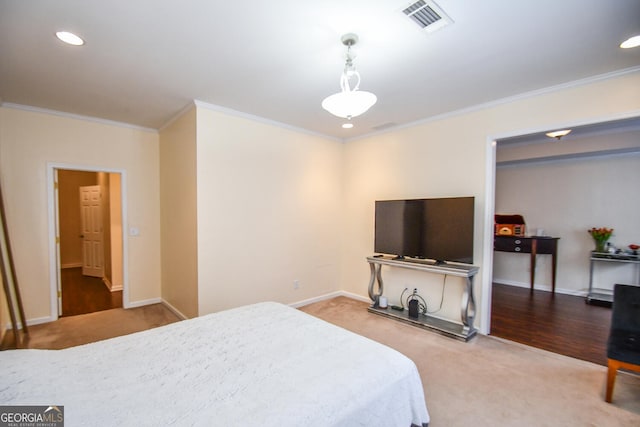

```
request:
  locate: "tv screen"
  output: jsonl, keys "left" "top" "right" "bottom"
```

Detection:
{"left": 374, "top": 197, "right": 474, "bottom": 264}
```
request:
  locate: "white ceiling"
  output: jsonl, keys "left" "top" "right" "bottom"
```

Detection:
{"left": 1, "top": 0, "right": 639, "bottom": 139}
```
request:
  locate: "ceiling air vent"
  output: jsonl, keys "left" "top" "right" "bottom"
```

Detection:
{"left": 402, "top": 0, "right": 453, "bottom": 33}
{"left": 373, "top": 122, "right": 398, "bottom": 131}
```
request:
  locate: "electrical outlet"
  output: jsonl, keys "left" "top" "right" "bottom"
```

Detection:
{"left": 293, "top": 280, "right": 300, "bottom": 290}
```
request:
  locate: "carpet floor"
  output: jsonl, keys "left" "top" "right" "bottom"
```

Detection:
{"left": 299, "top": 297, "right": 640, "bottom": 427}
{"left": 4, "top": 297, "right": 639, "bottom": 426}
{"left": 4, "top": 303, "right": 181, "bottom": 350}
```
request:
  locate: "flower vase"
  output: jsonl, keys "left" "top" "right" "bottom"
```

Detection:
{"left": 594, "top": 241, "right": 607, "bottom": 253}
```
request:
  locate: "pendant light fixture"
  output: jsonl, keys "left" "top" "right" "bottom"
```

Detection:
{"left": 321, "top": 34, "right": 377, "bottom": 119}
{"left": 545, "top": 129, "right": 572, "bottom": 140}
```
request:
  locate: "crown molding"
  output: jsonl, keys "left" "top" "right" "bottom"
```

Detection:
{"left": 158, "top": 102, "right": 197, "bottom": 132}
{"left": 497, "top": 146, "right": 640, "bottom": 168}
{"left": 347, "top": 66, "right": 640, "bottom": 143}
{"left": 192, "top": 100, "right": 343, "bottom": 143}
{"left": 0, "top": 102, "right": 158, "bottom": 133}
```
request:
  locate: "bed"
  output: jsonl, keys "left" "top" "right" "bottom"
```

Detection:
{"left": 1, "top": 302, "right": 429, "bottom": 426}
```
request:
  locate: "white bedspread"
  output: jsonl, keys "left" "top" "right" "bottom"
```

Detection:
{"left": 1, "top": 302, "right": 429, "bottom": 426}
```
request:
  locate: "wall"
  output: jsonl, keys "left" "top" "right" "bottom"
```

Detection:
{"left": 0, "top": 106, "right": 161, "bottom": 322}
{"left": 494, "top": 130, "right": 640, "bottom": 294}
{"left": 341, "top": 71, "right": 640, "bottom": 334}
{"left": 159, "top": 106, "right": 199, "bottom": 318}
{"left": 97, "top": 172, "right": 113, "bottom": 284}
{"left": 58, "top": 170, "right": 97, "bottom": 267}
{"left": 195, "top": 106, "right": 344, "bottom": 314}
{"left": 1, "top": 72, "right": 638, "bottom": 330}
{"left": 109, "top": 173, "right": 123, "bottom": 290}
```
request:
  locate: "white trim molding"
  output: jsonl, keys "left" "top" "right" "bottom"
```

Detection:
{"left": 2, "top": 102, "right": 158, "bottom": 133}
{"left": 493, "top": 279, "right": 587, "bottom": 297}
{"left": 61, "top": 262, "right": 83, "bottom": 269}
{"left": 161, "top": 299, "right": 189, "bottom": 320}
{"left": 289, "top": 290, "right": 370, "bottom": 308}
{"left": 127, "top": 297, "right": 162, "bottom": 309}
{"left": 47, "top": 163, "right": 130, "bottom": 319}
{"left": 102, "top": 277, "right": 123, "bottom": 292}
{"left": 193, "top": 100, "right": 343, "bottom": 143}
{"left": 349, "top": 66, "right": 640, "bottom": 143}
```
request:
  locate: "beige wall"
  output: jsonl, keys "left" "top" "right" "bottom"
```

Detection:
{"left": 195, "top": 107, "right": 344, "bottom": 314}
{"left": 1, "top": 70, "right": 638, "bottom": 332}
{"left": 0, "top": 106, "right": 161, "bottom": 322}
{"left": 97, "top": 172, "right": 112, "bottom": 283}
{"left": 159, "top": 106, "right": 199, "bottom": 318}
{"left": 109, "top": 173, "right": 123, "bottom": 290}
{"left": 341, "top": 71, "right": 640, "bottom": 333}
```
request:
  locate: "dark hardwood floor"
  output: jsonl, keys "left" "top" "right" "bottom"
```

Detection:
{"left": 61, "top": 267, "right": 122, "bottom": 316}
{"left": 490, "top": 283, "right": 612, "bottom": 366}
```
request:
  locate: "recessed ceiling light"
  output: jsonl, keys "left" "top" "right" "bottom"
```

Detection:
{"left": 545, "top": 129, "right": 571, "bottom": 140}
{"left": 56, "top": 31, "right": 84, "bottom": 46}
{"left": 342, "top": 123, "right": 354, "bottom": 129}
{"left": 620, "top": 35, "right": 640, "bottom": 49}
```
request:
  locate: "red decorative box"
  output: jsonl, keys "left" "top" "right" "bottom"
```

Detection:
{"left": 495, "top": 214, "right": 526, "bottom": 236}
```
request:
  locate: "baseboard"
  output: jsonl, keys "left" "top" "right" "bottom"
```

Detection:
{"left": 61, "top": 263, "right": 82, "bottom": 269}
{"left": 493, "top": 279, "right": 587, "bottom": 297}
{"left": 161, "top": 299, "right": 189, "bottom": 320}
{"left": 4, "top": 315, "right": 57, "bottom": 331}
{"left": 7, "top": 298, "right": 164, "bottom": 330}
{"left": 101, "top": 277, "right": 123, "bottom": 292}
{"left": 337, "top": 290, "right": 371, "bottom": 303}
{"left": 289, "top": 290, "right": 370, "bottom": 308}
{"left": 125, "top": 297, "right": 162, "bottom": 309}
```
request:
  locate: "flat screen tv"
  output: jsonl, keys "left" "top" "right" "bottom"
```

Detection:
{"left": 374, "top": 197, "right": 474, "bottom": 264}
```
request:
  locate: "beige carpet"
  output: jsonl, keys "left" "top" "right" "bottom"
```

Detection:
{"left": 5, "top": 297, "right": 639, "bottom": 426}
{"left": 300, "top": 297, "right": 640, "bottom": 427}
{"left": 7, "top": 303, "right": 181, "bottom": 350}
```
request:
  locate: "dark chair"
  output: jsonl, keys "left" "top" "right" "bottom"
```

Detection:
{"left": 606, "top": 284, "right": 640, "bottom": 403}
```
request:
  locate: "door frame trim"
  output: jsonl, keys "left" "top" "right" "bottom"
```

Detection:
{"left": 47, "top": 163, "right": 129, "bottom": 320}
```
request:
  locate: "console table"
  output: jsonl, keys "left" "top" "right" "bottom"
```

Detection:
{"left": 366, "top": 256, "right": 479, "bottom": 341}
{"left": 587, "top": 252, "right": 640, "bottom": 305}
{"left": 494, "top": 235, "right": 560, "bottom": 293}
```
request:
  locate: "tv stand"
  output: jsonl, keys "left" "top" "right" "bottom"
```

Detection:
{"left": 366, "top": 256, "right": 479, "bottom": 341}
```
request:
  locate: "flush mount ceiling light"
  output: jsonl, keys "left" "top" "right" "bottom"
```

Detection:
{"left": 546, "top": 129, "right": 572, "bottom": 140}
{"left": 342, "top": 123, "right": 354, "bottom": 129}
{"left": 620, "top": 35, "right": 640, "bottom": 49}
{"left": 321, "top": 34, "right": 377, "bottom": 119}
{"left": 55, "top": 31, "right": 84, "bottom": 46}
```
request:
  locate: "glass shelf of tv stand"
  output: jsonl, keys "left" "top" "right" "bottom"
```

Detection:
{"left": 368, "top": 305, "right": 475, "bottom": 341}
{"left": 366, "top": 255, "right": 479, "bottom": 341}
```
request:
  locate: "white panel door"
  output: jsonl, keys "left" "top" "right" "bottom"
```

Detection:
{"left": 80, "top": 185, "right": 104, "bottom": 278}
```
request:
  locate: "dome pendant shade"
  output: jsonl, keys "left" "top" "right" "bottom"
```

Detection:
{"left": 322, "top": 90, "right": 377, "bottom": 119}
{"left": 322, "top": 33, "right": 377, "bottom": 119}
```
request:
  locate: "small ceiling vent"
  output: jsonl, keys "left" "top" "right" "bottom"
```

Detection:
{"left": 373, "top": 122, "right": 398, "bottom": 131}
{"left": 402, "top": 0, "right": 453, "bottom": 33}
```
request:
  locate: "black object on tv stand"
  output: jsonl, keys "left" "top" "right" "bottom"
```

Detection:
{"left": 366, "top": 255, "right": 479, "bottom": 341}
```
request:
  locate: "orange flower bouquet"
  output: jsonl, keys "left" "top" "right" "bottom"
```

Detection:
{"left": 588, "top": 227, "right": 613, "bottom": 252}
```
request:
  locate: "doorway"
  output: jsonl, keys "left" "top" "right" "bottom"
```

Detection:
{"left": 486, "top": 115, "right": 640, "bottom": 363}
{"left": 56, "top": 168, "right": 124, "bottom": 316}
